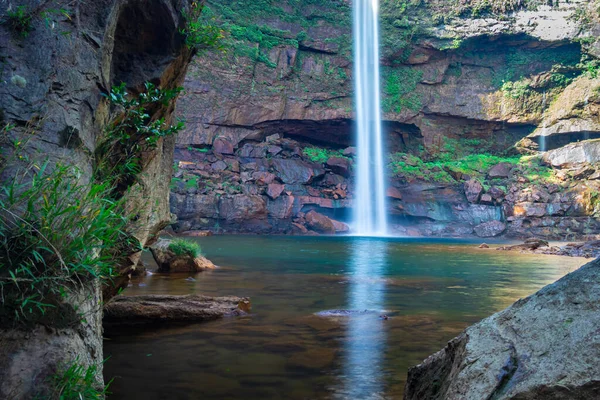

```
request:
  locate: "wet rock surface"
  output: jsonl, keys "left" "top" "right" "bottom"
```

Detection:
{"left": 170, "top": 138, "right": 600, "bottom": 239}
{"left": 150, "top": 239, "right": 216, "bottom": 272}
{"left": 103, "top": 294, "right": 251, "bottom": 325}
{"left": 496, "top": 239, "right": 600, "bottom": 258}
{"left": 404, "top": 257, "right": 600, "bottom": 399}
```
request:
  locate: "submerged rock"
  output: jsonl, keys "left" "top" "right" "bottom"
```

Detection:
{"left": 103, "top": 294, "right": 251, "bottom": 325}
{"left": 180, "top": 230, "right": 213, "bottom": 237}
{"left": 315, "top": 309, "right": 379, "bottom": 317}
{"left": 404, "top": 258, "right": 600, "bottom": 399}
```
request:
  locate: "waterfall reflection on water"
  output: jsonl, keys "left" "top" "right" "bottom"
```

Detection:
{"left": 339, "top": 238, "right": 389, "bottom": 398}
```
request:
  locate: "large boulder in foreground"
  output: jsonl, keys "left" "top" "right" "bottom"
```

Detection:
{"left": 104, "top": 294, "right": 251, "bottom": 325}
{"left": 404, "top": 258, "right": 600, "bottom": 400}
{"left": 150, "top": 239, "right": 216, "bottom": 272}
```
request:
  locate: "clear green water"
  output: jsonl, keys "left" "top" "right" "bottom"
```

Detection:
{"left": 103, "top": 236, "right": 584, "bottom": 399}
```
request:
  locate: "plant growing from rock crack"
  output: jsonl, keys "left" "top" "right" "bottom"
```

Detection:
{"left": 96, "top": 82, "right": 184, "bottom": 194}
{"left": 168, "top": 238, "right": 202, "bottom": 258}
{"left": 4, "top": 5, "right": 33, "bottom": 37}
{"left": 48, "top": 357, "right": 111, "bottom": 399}
{"left": 181, "top": 2, "right": 225, "bottom": 51}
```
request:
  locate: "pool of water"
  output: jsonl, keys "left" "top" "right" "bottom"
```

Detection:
{"left": 103, "top": 236, "right": 585, "bottom": 399}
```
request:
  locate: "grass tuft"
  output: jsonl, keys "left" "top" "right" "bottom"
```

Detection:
{"left": 49, "top": 358, "right": 110, "bottom": 400}
{"left": 168, "top": 238, "right": 202, "bottom": 258}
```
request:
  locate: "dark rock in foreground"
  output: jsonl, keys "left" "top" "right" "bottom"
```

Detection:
{"left": 103, "top": 295, "right": 251, "bottom": 325}
{"left": 404, "top": 258, "right": 600, "bottom": 399}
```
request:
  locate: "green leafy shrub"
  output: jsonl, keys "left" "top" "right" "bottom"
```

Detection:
{"left": 0, "top": 163, "right": 132, "bottom": 326}
{"left": 181, "top": 3, "right": 225, "bottom": 51}
{"left": 49, "top": 358, "right": 110, "bottom": 399}
{"left": 96, "top": 82, "right": 184, "bottom": 193}
{"left": 382, "top": 67, "right": 423, "bottom": 113}
{"left": 168, "top": 238, "right": 201, "bottom": 258}
{"left": 501, "top": 80, "right": 531, "bottom": 99}
{"left": 303, "top": 147, "right": 349, "bottom": 164}
{"left": 5, "top": 5, "right": 33, "bottom": 37}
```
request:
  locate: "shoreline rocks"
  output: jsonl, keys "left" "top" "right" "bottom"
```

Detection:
{"left": 497, "top": 239, "right": 600, "bottom": 258}
{"left": 103, "top": 294, "right": 251, "bottom": 326}
{"left": 404, "top": 257, "right": 600, "bottom": 399}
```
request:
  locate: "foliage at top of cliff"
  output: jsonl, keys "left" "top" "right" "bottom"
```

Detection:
{"left": 202, "top": 0, "right": 351, "bottom": 66}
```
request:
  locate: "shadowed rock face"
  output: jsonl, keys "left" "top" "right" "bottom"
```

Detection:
{"left": 0, "top": 0, "right": 194, "bottom": 397}
{"left": 404, "top": 258, "right": 600, "bottom": 400}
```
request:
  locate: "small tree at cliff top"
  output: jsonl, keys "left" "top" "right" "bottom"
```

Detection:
{"left": 181, "top": 2, "right": 225, "bottom": 51}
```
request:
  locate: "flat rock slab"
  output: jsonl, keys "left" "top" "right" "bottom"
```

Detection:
{"left": 404, "top": 258, "right": 600, "bottom": 399}
{"left": 103, "top": 295, "right": 251, "bottom": 325}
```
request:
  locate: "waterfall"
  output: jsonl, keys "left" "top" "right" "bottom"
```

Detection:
{"left": 353, "top": 0, "right": 388, "bottom": 236}
{"left": 540, "top": 91, "right": 547, "bottom": 152}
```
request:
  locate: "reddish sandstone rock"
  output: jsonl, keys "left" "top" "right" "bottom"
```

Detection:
{"left": 487, "top": 162, "right": 514, "bottom": 178}
{"left": 331, "top": 219, "right": 350, "bottom": 233}
{"left": 267, "top": 196, "right": 295, "bottom": 219}
{"left": 272, "top": 159, "right": 325, "bottom": 184}
{"left": 386, "top": 186, "right": 403, "bottom": 200}
{"left": 305, "top": 210, "right": 336, "bottom": 234}
{"left": 473, "top": 220, "right": 506, "bottom": 237}
{"left": 238, "top": 143, "right": 268, "bottom": 158}
{"left": 291, "top": 222, "right": 309, "bottom": 235}
{"left": 464, "top": 179, "right": 483, "bottom": 203}
{"left": 252, "top": 171, "right": 276, "bottom": 185}
{"left": 218, "top": 195, "right": 267, "bottom": 221}
{"left": 480, "top": 193, "right": 493, "bottom": 205}
{"left": 487, "top": 186, "right": 506, "bottom": 200}
{"left": 266, "top": 183, "right": 285, "bottom": 200}
{"left": 326, "top": 156, "right": 351, "bottom": 177}
{"left": 213, "top": 138, "right": 234, "bottom": 155}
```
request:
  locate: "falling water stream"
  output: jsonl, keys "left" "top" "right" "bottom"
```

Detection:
{"left": 353, "top": 0, "right": 388, "bottom": 236}
{"left": 539, "top": 91, "right": 547, "bottom": 152}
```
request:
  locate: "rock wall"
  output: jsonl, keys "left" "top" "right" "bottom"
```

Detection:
{"left": 403, "top": 257, "right": 600, "bottom": 399}
{"left": 171, "top": 0, "right": 600, "bottom": 238}
{"left": 0, "top": 0, "right": 193, "bottom": 397}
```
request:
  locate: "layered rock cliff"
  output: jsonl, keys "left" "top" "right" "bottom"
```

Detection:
{"left": 0, "top": 0, "right": 193, "bottom": 397}
{"left": 172, "top": 0, "right": 600, "bottom": 238}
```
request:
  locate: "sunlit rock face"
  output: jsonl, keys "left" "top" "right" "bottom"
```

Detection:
{"left": 172, "top": 0, "right": 600, "bottom": 238}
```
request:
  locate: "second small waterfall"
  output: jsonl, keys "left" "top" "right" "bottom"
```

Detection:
{"left": 353, "top": 0, "right": 388, "bottom": 236}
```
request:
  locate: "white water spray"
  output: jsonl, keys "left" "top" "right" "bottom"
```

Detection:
{"left": 540, "top": 91, "right": 547, "bottom": 152}
{"left": 353, "top": 0, "right": 388, "bottom": 236}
